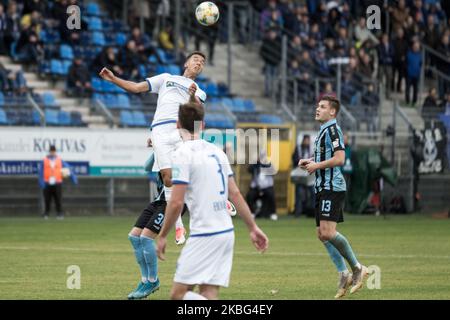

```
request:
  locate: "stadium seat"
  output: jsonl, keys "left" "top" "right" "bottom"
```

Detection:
{"left": 62, "top": 60, "right": 72, "bottom": 75}
{"left": 45, "top": 109, "right": 60, "bottom": 125}
{"left": 132, "top": 111, "right": 147, "bottom": 126}
{"left": 232, "top": 98, "right": 246, "bottom": 112}
{"left": 0, "top": 108, "right": 7, "bottom": 125}
{"left": 259, "top": 114, "right": 283, "bottom": 124}
{"left": 88, "top": 17, "right": 103, "bottom": 31}
{"left": 91, "top": 77, "right": 103, "bottom": 92}
{"left": 91, "top": 32, "right": 105, "bottom": 46}
{"left": 168, "top": 64, "right": 181, "bottom": 75}
{"left": 117, "top": 94, "right": 130, "bottom": 109}
{"left": 58, "top": 111, "right": 71, "bottom": 126}
{"left": 42, "top": 92, "right": 57, "bottom": 107}
{"left": 60, "top": 44, "right": 74, "bottom": 60}
{"left": 0, "top": 92, "right": 4, "bottom": 107}
{"left": 115, "top": 32, "right": 127, "bottom": 46}
{"left": 243, "top": 99, "right": 256, "bottom": 112}
{"left": 32, "top": 110, "right": 42, "bottom": 125}
{"left": 205, "top": 82, "right": 219, "bottom": 97}
{"left": 155, "top": 65, "right": 168, "bottom": 74}
{"left": 50, "top": 59, "right": 64, "bottom": 75}
{"left": 70, "top": 112, "right": 85, "bottom": 126}
{"left": 86, "top": 3, "right": 101, "bottom": 16}
{"left": 120, "top": 110, "right": 134, "bottom": 126}
{"left": 104, "top": 94, "right": 118, "bottom": 108}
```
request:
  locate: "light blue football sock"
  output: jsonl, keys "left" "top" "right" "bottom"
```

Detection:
{"left": 140, "top": 235, "right": 158, "bottom": 283}
{"left": 323, "top": 241, "right": 348, "bottom": 273}
{"left": 128, "top": 234, "right": 148, "bottom": 283}
{"left": 329, "top": 232, "right": 360, "bottom": 271}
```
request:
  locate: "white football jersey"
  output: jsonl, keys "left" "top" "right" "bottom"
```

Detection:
{"left": 146, "top": 73, "right": 207, "bottom": 127}
{"left": 171, "top": 139, "right": 234, "bottom": 236}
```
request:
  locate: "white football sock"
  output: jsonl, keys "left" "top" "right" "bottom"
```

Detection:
{"left": 183, "top": 291, "right": 207, "bottom": 300}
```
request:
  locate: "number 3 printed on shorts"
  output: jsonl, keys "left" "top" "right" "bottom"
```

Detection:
{"left": 321, "top": 200, "right": 331, "bottom": 212}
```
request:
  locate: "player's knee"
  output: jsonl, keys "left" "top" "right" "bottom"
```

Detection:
{"left": 319, "top": 230, "right": 334, "bottom": 241}
{"left": 170, "top": 287, "right": 185, "bottom": 300}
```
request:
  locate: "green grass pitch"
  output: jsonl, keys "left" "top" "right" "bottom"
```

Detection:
{"left": 0, "top": 214, "right": 449, "bottom": 299}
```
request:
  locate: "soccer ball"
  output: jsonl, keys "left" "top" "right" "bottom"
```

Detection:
{"left": 195, "top": 2, "right": 220, "bottom": 26}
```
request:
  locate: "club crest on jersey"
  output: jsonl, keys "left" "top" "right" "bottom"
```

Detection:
{"left": 333, "top": 139, "right": 340, "bottom": 148}
{"left": 166, "top": 81, "right": 189, "bottom": 93}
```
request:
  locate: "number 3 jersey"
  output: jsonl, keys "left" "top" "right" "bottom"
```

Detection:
{"left": 171, "top": 139, "right": 234, "bottom": 236}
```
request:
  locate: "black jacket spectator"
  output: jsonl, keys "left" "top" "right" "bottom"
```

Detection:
{"left": 67, "top": 58, "right": 92, "bottom": 97}
{"left": 260, "top": 31, "right": 281, "bottom": 67}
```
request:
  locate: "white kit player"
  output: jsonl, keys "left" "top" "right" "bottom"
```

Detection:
{"left": 99, "top": 51, "right": 207, "bottom": 245}
{"left": 156, "top": 103, "right": 269, "bottom": 300}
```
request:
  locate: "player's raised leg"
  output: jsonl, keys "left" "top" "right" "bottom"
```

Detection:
{"left": 319, "top": 221, "right": 367, "bottom": 295}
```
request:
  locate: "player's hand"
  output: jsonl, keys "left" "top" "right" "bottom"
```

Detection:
{"left": 147, "top": 137, "right": 152, "bottom": 148}
{"left": 298, "top": 157, "right": 313, "bottom": 169}
{"left": 305, "top": 161, "right": 319, "bottom": 174}
{"left": 99, "top": 67, "right": 114, "bottom": 81}
{"left": 156, "top": 236, "right": 167, "bottom": 261}
{"left": 188, "top": 83, "right": 197, "bottom": 96}
{"left": 250, "top": 226, "right": 269, "bottom": 253}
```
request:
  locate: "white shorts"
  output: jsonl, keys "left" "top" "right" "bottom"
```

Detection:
{"left": 150, "top": 121, "right": 182, "bottom": 171}
{"left": 174, "top": 229, "right": 235, "bottom": 287}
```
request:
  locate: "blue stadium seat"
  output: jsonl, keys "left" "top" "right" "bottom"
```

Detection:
{"left": 0, "top": 108, "right": 7, "bottom": 125}
{"left": 243, "top": 99, "right": 256, "bottom": 112}
{"left": 62, "top": 60, "right": 72, "bottom": 75}
{"left": 168, "top": 64, "right": 181, "bottom": 75}
{"left": 155, "top": 65, "right": 168, "bottom": 74}
{"left": 86, "top": 3, "right": 101, "bottom": 16}
{"left": 102, "top": 19, "right": 113, "bottom": 31}
{"left": 232, "top": 98, "right": 246, "bottom": 112}
{"left": 259, "top": 114, "right": 283, "bottom": 124}
{"left": 132, "top": 111, "right": 147, "bottom": 126}
{"left": 0, "top": 92, "right": 4, "bottom": 107}
{"left": 91, "top": 32, "right": 105, "bottom": 46}
{"left": 92, "top": 93, "right": 104, "bottom": 103}
{"left": 117, "top": 94, "right": 130, "bottom": 109}
{"left": 42, "top": 92, "right": 57, "bottom": 107}
{"left": 88, "top": 17, "right": 103, "bottom": 31}
{"left": 115, "top": 32, "right": 127, "bottom": 46}
{"left": 120, "top": 110, "right": 134, "bottom": 126}
{"left": 70, "top": 112, "right": 85, "bottom": 126}
{"left": 104, "top": 94, "right": 118, "bottom": 108}
{"left": 60, "top": 44, "right": 74, "bottom": 60}
{"left": 205, "top": 82, "right": 219, "bottom": 97}
{"left": 45, "top": 109, "right": 60, "bottom": 125}
{"left": 91, "top": 77, "right": 103, "bottom": 92}
{"left": 102, "top": 80, "right": 116, "bottom": 93}
{"left": 50, "top": 59, "right": 64, "bottom": 75}
{"left": 58, "top": 111, "right": 71, "bottom": 126}
{"left": 220, "top": 98, "right": 234, "bottom": 108}
{"left": 32, "top": 110, "right": 42, "bottom": 125}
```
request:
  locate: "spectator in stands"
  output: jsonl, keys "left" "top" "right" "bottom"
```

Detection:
{"left": 194, "top": 22, "right": 218, "bottom": 65}
{"left": 260, "top": 0, "right": 283, "bottom": 34}
{"left": 354, "top": 16, "right": 379, "bottom": 47}
{"left": 436, "top": 32, "right": 450, "bottom": 99}
{"left": 0, "top": 5, "right": 7, "bottom": 55}
{"left": 129, "top": 26, "right": 159, "bottom": 63}
{"left": 246, "top": 150, "right": 278, "bottom": 221}
{"left": 336, "top": 26, "right": 350, "bottom": 54}
{"left": 158, "top": 25, "right": 184, "bottom": 52}
{"left": 22, "top": 0, "right": 46, "bottom": 15}
{"left": 405, "top": 40, "right": 423, "bottom": 106}
{"left": 424, "top": 15, "right": 441, "bottom": 51}
{"left": 119, "top": 40, "right": 141, "bottom": 80}
{"left": 390, "top": 0, "right": 410, "bottom": 32}
{"left": 38, "top": 145, "right": 78, "bottom": 220}
{"left": 92, "top": 46, "right": 124, "bottom": 77}
{"left": 16, "top": 23, "right": 44, "bottom": 64}
{"left": 5, "top": 1, "right": 21, "bottom": 55}
{"left": 289, "top": 35, "right": 303, "bottom": 59}
{"left": 440, "top": 91, "right": 450, "bottom": 115}
{"left": 422, "top": 87, "right": 439, "bottom": 109}
{"left": 392, "top": 27, "right": 408, "bottom": 93}
{"left": 358, "top": 51, "right": 375, "bottom": 79}
{"left": 378, "top": 33, "right": 394, "bottom": 98}
{"left": 319, "top": 82, "right": 336, "bottom": 99}
{"left": 314, "top": 46, "right": 331, "bottom": 77}
{"left": 292, "top": 134, "right": 315, "bottom": 218}
{"left": 260, "top": 29, "right": 281, "bottom": 97}
{"left": 67, "top": 57, "right": 92, "bottom": 98}
{"left": 362, "top": 83, "right": 379, "bottom": 134}
{"left": 20, "top": 10, "right": 43, "bottom": 34}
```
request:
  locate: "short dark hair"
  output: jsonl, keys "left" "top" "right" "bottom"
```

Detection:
{"left": 49, "top": 145, "right": 56, "bottom": 152}
{"left": 320, "top": 95, "right": 340, "bottom": 115}
{"left": 185, "top": 51, "right": 206, "bottom": 62}
{"left": 178, "top": 103, "right": 205, "bottom": 133}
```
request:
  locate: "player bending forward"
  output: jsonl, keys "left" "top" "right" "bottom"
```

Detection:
{"left": 100, "top": 51, "right": 208, "bottom": 245}
{"left": 299, "top": 96, "right": 368, "bottom": 299}
{"left": 157, "top": 103, "right": 269, "bottom": 300}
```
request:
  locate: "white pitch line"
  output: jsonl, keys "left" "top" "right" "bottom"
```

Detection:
{"left": 0, "top": 246, "right": 449, "bottom": 260}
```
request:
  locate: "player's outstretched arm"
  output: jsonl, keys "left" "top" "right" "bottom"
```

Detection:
{"left": 99, "top": 67, "right": 149, "bottom": 94}
{"left": 228, "top": 177, "right": 269, "bottom": 253}
{"left": 156, "top": 184, "right": 186, "bottom": 260}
